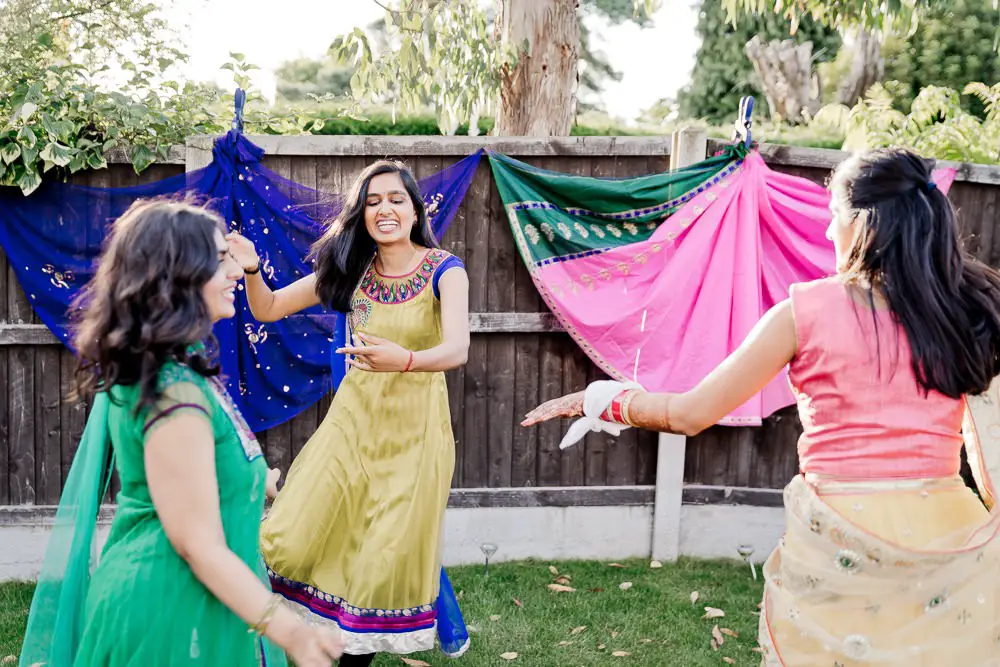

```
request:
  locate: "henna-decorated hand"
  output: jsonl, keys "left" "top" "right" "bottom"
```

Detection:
{"left": 521, "top": 391, "right": 585, "bottom": 427}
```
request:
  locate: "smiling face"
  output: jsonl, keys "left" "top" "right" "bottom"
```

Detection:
{"left": 201, "top": 229, "right": 244, "bottom": 322}
{"left": 363, "top": 171, "right": 417, "bottom": 246}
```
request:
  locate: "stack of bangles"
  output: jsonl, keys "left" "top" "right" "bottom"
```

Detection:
{"left": 249, "top": 593, "right": 283, "bottom": 636}
{"left": 601, "top": 389, "right": 639, "bottom": 426}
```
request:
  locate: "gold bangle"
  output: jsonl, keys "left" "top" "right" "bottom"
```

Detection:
{"left": 620, "top": 390, "right": 639, "bottom": 427}
{"left": 249, "top": 593, "right": 283, "bottom": 636}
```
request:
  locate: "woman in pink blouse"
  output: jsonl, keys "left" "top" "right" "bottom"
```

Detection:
{"left": 524, "top": 148, "right": 1000, "bottom": 665}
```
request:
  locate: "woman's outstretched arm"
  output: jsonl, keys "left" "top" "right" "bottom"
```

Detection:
{"left": 522, "top": 299, "right": 798, "bottom": 436}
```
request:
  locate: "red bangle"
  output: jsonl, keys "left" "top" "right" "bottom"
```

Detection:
{"left": 602, "top": 389, "right": 635, "bottom": 426}
{"left": 403, "top": 351, "right": 414, "bottom": 373}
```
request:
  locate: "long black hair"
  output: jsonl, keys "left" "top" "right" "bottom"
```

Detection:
{"left": 71, "top": 199, "right": 223, "bottom": 412}
{"left": 830, "top": 147, "right": 1000, "bottom": 398}
{"left": 310, "top": 160, "right": 438, "bottom": 311}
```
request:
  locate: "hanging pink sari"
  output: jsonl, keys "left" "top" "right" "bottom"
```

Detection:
{"left": 490, "top": 147, "right": 957, "bottom": 424}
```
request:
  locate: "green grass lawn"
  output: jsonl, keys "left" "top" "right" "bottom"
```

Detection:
{"left": 1, "top": 580, "right": 34, "bottom": 658}
{"left": 1, "top": 558, "right": 763, "bottom": 666}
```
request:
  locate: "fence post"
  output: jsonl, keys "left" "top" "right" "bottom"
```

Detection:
{"left": 652, "top": 127, "right": 708, "bottom": 562}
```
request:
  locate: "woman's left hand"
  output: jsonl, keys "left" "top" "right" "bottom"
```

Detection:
{"left": 336, "top": 333, "right": 412, "bottom": 372}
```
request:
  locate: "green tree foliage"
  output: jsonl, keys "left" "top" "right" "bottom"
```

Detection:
{"left": 331, "top": 0, "right": 516, "bottom": 135}
{"left": 882, "top": 0, "right": 1000, "bottom": 115}
{"left": 331, "top": 0, "right": 659, "bottom": 134}
{"left": 303, "top": 111, "right": 638, "bottom": 136}
{"left": 676, "top": 0, "right": 840, "bottom": 122}
{"left": 813, "top": 82, "right": 1000, "bottom": 164}
{"left": 0, "top": 0, "right": 225, "bottom": 194}
{"left": 721, "top": 0, "right": 955, "bottom": 33}
{"left": 0, "top": 2, "right": 349, "bottom": 192}
{"left": 274, "top": 56, "right": 354, "bottom": 103}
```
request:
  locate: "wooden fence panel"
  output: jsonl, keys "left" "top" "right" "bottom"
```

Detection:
{"left": 3, "top": 142, "right": 1000, "bottom": 502}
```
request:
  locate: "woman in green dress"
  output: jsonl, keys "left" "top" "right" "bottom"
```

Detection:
{"left": 18, "top": 200, "right": 342, "bottom": 667}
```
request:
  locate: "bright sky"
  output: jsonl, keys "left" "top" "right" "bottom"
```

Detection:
{"left": 169, "top": 0, "right": 699, "bottom": 123}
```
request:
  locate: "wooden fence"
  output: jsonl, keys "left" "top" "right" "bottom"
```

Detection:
{"left": 2, "top": 136, "right": 999, "bottom": 507}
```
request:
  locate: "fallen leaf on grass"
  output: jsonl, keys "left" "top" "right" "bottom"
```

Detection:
{"left": 513, "top": 597, "right": 523, "bottom": 608}
{"left": 702, "top": 606, "right": 725, "bottom": 620}
{"left": 608, "top": 562, "right": 625, "bottom": 568}
{"left": 640, "top": 639, "right": 653, "bottom": 644}
{"left": 598, "top": 644, "right": 607, "bottom": 650}
{"left": 611, "top": 630, "right": 620, "bottom": 639}
{"left": 500, "top": 652, "right": 519, "bottom": 660}
{"left": 618, "top": 581, "right": 633, "bottom": 591}
{"left": 549, "top": 565, "right": 559, "bottom": 575}
{"left": 589, "top": 587, "right": 606, "bottom": 593}
{"left": 490, "top": 615, "right": 501, "bottom": 622}
{"left": 711, "top": 638, "right": 719, "bottom": 651}
{"left": 570, "top": 626, "right": 587, "bottom": 635}
{"left": 720, "top": 628, "right": 739, "bottom": 638}
{"left": 752, "top": 647, "right": 764, "bottom": 653}
{"left": 401, "top": 659, "right": 431, "bottom": 667}
{"left": 612, "top": 651, "right": 632, "bottom": 657}
{"left": 554, "top": 576, "right": 573, "bottom": 586}
{"left": 712, "top": 625, "right": 725, "bottom": 647}
{"left": 547, "top": 583, "right": 576, "bottom": 593}
{"left": 690, "top": 591, "right": 700, "bottom": 604}
{"left": 723, "top": 658, "right": 736, "bottom": 664}
{"left": 649, "top": 560, "right": 663, "bottom": 569}
{"left": 2, "top": 658, "right": 16, "bottom": 665}
{"left": 557, "top": 640, "right": 574, "bottom": 647}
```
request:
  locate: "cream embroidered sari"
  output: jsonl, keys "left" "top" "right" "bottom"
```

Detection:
{"left": 759, "top": 380, "right": 1000, "bottom": 665}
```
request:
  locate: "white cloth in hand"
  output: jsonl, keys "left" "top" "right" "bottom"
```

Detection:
{"left": 558, "top": 380, "right": 644, "bottom": 450}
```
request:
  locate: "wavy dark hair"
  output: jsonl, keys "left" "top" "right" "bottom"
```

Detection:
{"left": 830, "top": 147, "right": 1000, "bottom": 398}
{"left": 310, "top": 160, "right": 437, "bottom": 311}
{"left": 71, "top": 199, "right": 225, "bottom": 412}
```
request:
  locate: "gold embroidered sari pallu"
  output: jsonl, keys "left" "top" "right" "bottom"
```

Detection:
{"left": 759, "top": 385, "right": 1000, "bottom": 666}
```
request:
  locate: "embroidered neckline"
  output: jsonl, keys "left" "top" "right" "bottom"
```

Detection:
{"left": 373, "top": 248, "right": 432, "bottom": 278}
{"left": 359, "top": 248, "right": 447, "bottom": 304}
{"left": 207, "top": 376, "right": 263, "bottom": 462}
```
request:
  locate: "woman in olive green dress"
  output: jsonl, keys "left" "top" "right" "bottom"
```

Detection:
{"left": 18, "top": 200, "right": 341, "bottom": 667}
{"left": 228, "top": 160, "right": 470, "bottom": 664}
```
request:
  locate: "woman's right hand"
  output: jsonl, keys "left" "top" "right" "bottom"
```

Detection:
{"left": 521, "top": 390, "right": 585, "bottom": 427}
{"left": 226, "top": 232, "right": 260, "bottom": 273}
{"left": 278, "top": 617, "right": 343, "bottom": 666}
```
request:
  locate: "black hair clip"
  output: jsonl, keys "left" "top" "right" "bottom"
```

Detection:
{"left": 925, "top": 180, "right": 937, "bottom": 193}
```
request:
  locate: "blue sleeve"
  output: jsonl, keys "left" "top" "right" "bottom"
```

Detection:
{"left": 432, "top": 255, "right": 465, "bottom": 299}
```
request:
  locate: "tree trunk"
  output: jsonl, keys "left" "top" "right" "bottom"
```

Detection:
{"left": 744, "top": 35, "right": 820, "bottom": 124}
{"left": 835, "top": 28, "right": 884, "bottom": 106}
{"left": 494, "top": 0, "right": 579, "bottom": 136}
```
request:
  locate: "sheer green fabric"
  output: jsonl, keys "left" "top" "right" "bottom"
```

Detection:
{"left": 20, "top": 363, "right": 286, "bottom": 667}
{"left": 19, "top": 393, "right": 113, "bottom": 667}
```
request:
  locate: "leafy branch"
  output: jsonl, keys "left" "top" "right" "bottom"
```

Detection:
{"left": 812, "top": 81, "right": 1000, "bottom": 165}
{"left": 329, "top": 0, "right": 522, "bottom": 135}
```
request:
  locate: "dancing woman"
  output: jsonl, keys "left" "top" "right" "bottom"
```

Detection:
{"left": 228, "top": 160, "right": 470, "bottom": 664}
{"left": 524, "top": 149, "right": 1000, "bottom": 665}
{"left": 19, "top": 201, "right": 341, "bottom": 667}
